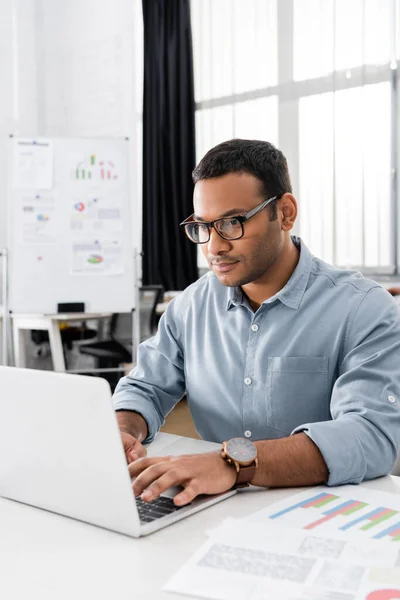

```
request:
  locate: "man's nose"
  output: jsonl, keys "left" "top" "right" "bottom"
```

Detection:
{"left": 207, "top": 227, "right": 232, "bottom": 256}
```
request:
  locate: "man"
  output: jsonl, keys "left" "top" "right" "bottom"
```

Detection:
{"left": 114, "top": 139, "right": 400, "bottom": 507}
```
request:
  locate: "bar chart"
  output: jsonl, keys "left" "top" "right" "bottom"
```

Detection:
{"left": 72, "top": 154, "right": 119, "bottom": 181}
{"left": 267, "top": 490, "right": 400, "bottom": 541}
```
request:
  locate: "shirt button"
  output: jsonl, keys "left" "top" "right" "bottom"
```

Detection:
{"left": 388, "top": 395, "right": 396, "bottom": 404}
{"left": 244, "top": 430, "right": 252, "bottom": 438}
{"left": 251, "top": 324, "right": 259, "bottom": 332}
{"left": 244, "top": 377, "right": 252, "bottom": 386}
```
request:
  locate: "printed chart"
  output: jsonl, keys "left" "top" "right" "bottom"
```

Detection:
{"left": 72, "top": 153, "right": 119, "bottom": 181}
{"left": 164, "top": 518, "right": 400, "bottom": 600}
{"left": 249, "top": 486, "right": 400, "bottom": 544}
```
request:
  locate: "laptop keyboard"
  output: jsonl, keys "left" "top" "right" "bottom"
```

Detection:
{"left": 136, "top": 495, "right": 190, "bottom": 524}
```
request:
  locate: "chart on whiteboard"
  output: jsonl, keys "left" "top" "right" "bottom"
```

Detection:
{"left": 9, "top": 136, "right": 134, "bottom": 314}
{"left": 16, "top": 191, "right": 58, "bottom": 245}
{"left": 70, "top": 151, "right": 120, "bottom": 182}
{"left": 69, "top": 191, "right": 123, "bottom": 234}
{"left": 13, "top": 138, "right": 53, "bottom": 189}
{"left": 67, "top": 149, "right": 125, "bottom": 276}
{"left": 71, "top": 240, "right": 124, "bottom": 275}
{"left": 71, "top": 239, "right": 123, "bottom": 275}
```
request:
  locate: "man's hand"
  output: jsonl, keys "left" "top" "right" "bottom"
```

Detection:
{"left": 121, "top": 431, "right": 147, "bottom": 464}
{"left": 129, "top": 452, "right": 237, "bottom": 506}
{"left": 116, "top": 411, "right": 148, "bottom": 463}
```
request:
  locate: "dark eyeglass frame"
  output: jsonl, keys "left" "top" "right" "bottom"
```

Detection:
{"left": 179, "top": 195, "right": 279, "bottom": 244}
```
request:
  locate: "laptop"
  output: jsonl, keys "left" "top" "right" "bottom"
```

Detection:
{"left": 0, "top": 366, "right": 236, "bottom": 537}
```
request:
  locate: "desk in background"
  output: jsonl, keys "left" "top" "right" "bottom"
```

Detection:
{"left": 155, "top": 301, "right": 171, "bottom": 316}
{"left": 11, "top": 312, "right": 112, "bottom": 372}
{"left": 156, "top": 290, "right": 182, "bottom": 316}
{"left": 0, "top": 431, "right": 399, "bottom": 600}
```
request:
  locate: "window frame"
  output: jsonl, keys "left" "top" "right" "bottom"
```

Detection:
{"left": 192, "top": 0, "right": 400, "bottom": 277}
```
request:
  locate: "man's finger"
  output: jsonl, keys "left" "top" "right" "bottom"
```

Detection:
{"left": 128, "top": 456, "right": 169, "bottom": 477}
{"left": 132, "top": 462, "right": 174, "bottom": 498}
{"left": 128, "top": 457, "right": 156, "bottom": 476}
{"left": 123, "top": 438, "right": 147, "bottom": 464}
{"left": 174, "top": 481, "right": 202, "bottom": 506}
{"left": 139, "top": 469, "right": 189, "bottom": 502}
{"left": 133, "top": 442, "right": 147, "bottom": 458}
{"left": 133, "top": 461, "right": 187, "bottom": 500}
{"left": 126, "top": 446, "right": 146, "bottom": 464}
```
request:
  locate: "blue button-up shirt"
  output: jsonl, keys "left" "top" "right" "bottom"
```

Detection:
{"left": 113, "top": 237, "right": 400, "bottom": 486}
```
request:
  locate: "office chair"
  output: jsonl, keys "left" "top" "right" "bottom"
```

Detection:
{"left": 78, "top": 285, "right": 164, "bottom": 390}
{"left": 139, "top": 285, "right": 165, "bottom": 340}
{"left": 30, "top": 302, "right": 97, "bottom": 366}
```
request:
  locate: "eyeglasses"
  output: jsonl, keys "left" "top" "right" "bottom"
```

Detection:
{"left": 180, "top": 195, "right": 279, "bottom": 244}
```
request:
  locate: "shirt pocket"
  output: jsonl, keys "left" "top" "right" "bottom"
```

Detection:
{"left": 266, "top": 356, "right": 329, "bottom": 434}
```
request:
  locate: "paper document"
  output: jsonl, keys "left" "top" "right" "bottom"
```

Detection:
{"left": 245, "top": 485, "right": 400, "bottom": 544}
{"left": 69, "top": 191, "right": 123, "bottom": 234}
{"left": 70, "top": 239, "right": 124, "bottom": 275}
{"left": 17, "top": 192, "right": 58, "bottom": 245}
{"left": 13, "top": 139, "right": 53, "bottom": 189}
{"left": 164, "top": 519, "right": 400, "bottom": 600}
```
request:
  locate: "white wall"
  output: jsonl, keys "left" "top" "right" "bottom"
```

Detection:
{"left": 0, "top": 0, "right": 142, "bottom": 254}
{"left": 0, "top": 0, "right": 16, "bottom": 249}
{"left": 35, "top": 0, "right": 136, "bottom": 138}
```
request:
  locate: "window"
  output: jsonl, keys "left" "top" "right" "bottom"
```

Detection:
{"left": 191, "top": 0, "right": 400, "bottom": 274}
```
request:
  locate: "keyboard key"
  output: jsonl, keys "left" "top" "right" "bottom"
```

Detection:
{"left": 136, "top": 494, "right": 190, "bottom": 524}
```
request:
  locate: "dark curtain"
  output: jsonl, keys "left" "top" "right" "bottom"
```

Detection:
{"left": 142, "top": 0, "right": 198, "bottom": 290}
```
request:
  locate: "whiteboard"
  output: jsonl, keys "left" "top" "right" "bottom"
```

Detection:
{"left": 8, "top": 137, "right": 135, "bottom": 313}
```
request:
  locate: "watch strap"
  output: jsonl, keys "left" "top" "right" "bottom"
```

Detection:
{"left": 235, "top": 462, "right": 257, "bottom": 488}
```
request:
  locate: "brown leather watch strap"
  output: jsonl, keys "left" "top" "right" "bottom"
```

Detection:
{"left": 235, "top": 463, "right": 257, "bottom": 488}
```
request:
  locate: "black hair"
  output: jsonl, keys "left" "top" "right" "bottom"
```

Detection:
{"left": 192, "top": 139, "right": 292, "bottom": 220}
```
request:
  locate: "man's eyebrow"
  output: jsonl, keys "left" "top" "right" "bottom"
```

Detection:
{"left": 193, "top": 208, "right": 246, "bottom": 221}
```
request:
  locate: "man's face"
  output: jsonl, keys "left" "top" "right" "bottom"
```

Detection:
{"left": 193, "top": 172, "right": 284, "bottom": 287}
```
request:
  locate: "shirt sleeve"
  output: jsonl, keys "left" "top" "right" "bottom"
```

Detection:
{"left": 292, "top": 285, "right": 400, "bottom": 486}
{"left": 112, "top": 299, "right": 185, "bottom": 443}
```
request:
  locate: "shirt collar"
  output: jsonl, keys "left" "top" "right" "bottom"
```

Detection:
{"left": 226, "top": 236, "right": 313, "bottom": 311}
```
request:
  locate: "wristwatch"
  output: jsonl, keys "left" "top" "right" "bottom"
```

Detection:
{"left": 221, "top": 437, "right": 258, "bottom": 488}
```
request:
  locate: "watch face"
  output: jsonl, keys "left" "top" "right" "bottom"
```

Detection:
{"left": 225, "top": 437, "right": 257, "bottom": 462}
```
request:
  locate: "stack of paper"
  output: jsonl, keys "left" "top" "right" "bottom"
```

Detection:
{"left": 164, "top": 485, "right": 400, "bottom": 600}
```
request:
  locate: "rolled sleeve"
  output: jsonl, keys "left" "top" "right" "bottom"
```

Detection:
{"left": 292, "top": 286, "right": 400, "bottom": 485}
{"left": 112, "top": 300, "right": 185, "bottom": 443}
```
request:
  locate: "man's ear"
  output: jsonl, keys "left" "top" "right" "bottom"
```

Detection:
{"left": 279, "top": 193, "right": 297, "bottom": 231}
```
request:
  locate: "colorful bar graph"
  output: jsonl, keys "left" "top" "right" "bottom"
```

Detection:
{"left": 361, "top": 508, "right": 398, "bottom": 531}
{"left": 72, "top": 155, "right": 118, "bottom": 182}
{"left": 268, "top": 490, "right": 400, "bottom": 539}
{"left": 269, "top": 492, "right": 338, "bottom": 519}
{"left": 339, "top": 507, "right": 397, "bottom": 531}
{"left": 304, "top": 500, "right": 367, "bottom": 530}
{"left": 302, "top": 495, "right": 339, "bottom": 509}
{"left": 390, "top": 527, "right": 400, "bottom": 541}
{"left": 373, "top": 521, "right": 400, "bottom": 540}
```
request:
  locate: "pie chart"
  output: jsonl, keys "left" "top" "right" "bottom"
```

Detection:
{"left": 367, "top": 590, "right": 400, "bottom": 599}
{"left": 87, "top": 254, "right": 103, "bottom": 264}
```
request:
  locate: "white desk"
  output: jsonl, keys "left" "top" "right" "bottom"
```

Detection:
{"left": 156, "top": 301, "right": 171, "bottom": 316}
{"left": 11, "top": 312, "right": 112, "bottom": 371}
{"left": 0, "top": 431, "right": 399, "bottom": 600}
{"left": 156, "top": 291, "right": 182, "bottom": 316}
